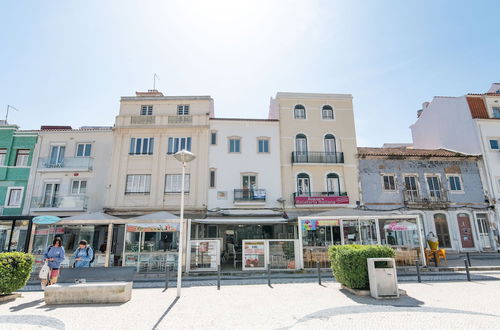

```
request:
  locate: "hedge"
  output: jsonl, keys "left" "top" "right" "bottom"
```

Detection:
{"left": 328, "top": 245, "right": 395, "bottom": 290}
{"left": 0, "top": 252, "right": 34, "bottom": 295}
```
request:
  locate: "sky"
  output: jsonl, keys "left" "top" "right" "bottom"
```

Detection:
{"left": 1, "top": 0, "right": 499, "bottom": 146}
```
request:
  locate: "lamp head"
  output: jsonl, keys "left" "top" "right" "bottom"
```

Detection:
{"left": 174, "top": 150, "right": 196, "bottom": 163}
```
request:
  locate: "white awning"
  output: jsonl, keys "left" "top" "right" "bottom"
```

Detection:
{"left": 192, "top": 218, "right": 290, "bottom": 225}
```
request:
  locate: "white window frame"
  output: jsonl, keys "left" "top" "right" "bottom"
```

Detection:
{"left": 125, "top": 174, "right": 151, "bottom": 194}
{"left": 5, "top": 187, "right": 24, "bottom": 208}
{"left": 425, "top": 173, "right": 443, "bottom": 197}
{"left": 381, "top": 174, "right": 397, "bottom": 192}
{"left": 75, "top": 143, "right": 92, "bottom": 157}
{"left": 140, "top": 105, "right": 153, "bottom": 116}
{"left": 71, "top": 180, "right": 88, "bottom": 195}
{"left": 129, "top": 138, "right": 154, "bottom": 155}
{"left": 165, "top": 174, "right": 190, "bottom": 193}
{"left": 0, "top": 148, "right": 6, "bottom": 166}
{"left": 167, "top": 137, "right": 192, "bottom": 154}
{"left": 293, "top": 105, "right": 306, "bottom": 119}
{"left": 321, "top": 105, "right": 335, "bottom": 120}
{"left": 15, "top": 149, "right": 30, "bottom": 167}
{"left": 177, "top": 105, "right": 190, "bottom": 116}
{"left": 488, "top": 138, "right": 500, "bottom": 150}
{"left": 446, "top": 174, "right": 464, "bottom": 193}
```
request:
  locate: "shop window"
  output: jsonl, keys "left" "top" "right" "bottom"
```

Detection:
{"left": 382, "top": 175, "right": 396, "bottom": 191}
{"left": 433, "top": 213, "right": 452, "bottom": 248}
{"left": 125, "top": 175, "right": 151, "bottom": 194}
{"left": 379, "top": 218, "right": 419, "bottom": 247}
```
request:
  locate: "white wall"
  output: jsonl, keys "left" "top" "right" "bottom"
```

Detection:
{"left": 411, "top": 96, "right": 481, "bottom": 154}
{"left": 207, "top": 119, "right": 282, "bottom": 210}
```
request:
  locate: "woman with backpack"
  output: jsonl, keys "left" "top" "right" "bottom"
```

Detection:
{"left": 41, "top": 237, "right": 66, "bottom": 289}
{"left": 73, "top": 240, "right": 94, "bottom": 268}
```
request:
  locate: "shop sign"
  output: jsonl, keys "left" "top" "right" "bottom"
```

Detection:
{"left": 295, "top": 196, "right": 349, "bottom": 205}
{"left": 126, "top": 223, "right": 180, "bottom": 232}
{"left": 384, "top": 221, "right": 417, "bottom": 231}
{"left": 243, "top": 241, "right": 265, "bottom": 268}
{"left": 35, "top": 227, "right": 65, "bottom": 235}
{"left": 301, "top": 219, "right": 340, "bottom": 231}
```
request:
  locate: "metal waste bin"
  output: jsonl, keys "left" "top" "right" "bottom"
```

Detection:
{"left": 367, "top": 258, "right": 399, "bottom": 299}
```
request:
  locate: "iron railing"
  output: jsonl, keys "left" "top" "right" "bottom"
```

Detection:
{"left": 291, "top": 152, "right": 344, "bottom": 164}
{"left": 403, "top": 189, "right": 449, "bottom": 204}
{"left": 234, "top": 189, "right": 266, "bottom": 202}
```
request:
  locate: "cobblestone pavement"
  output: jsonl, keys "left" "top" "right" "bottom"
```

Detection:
{"left": 2, "top": 280, "right": 500, "bottom": 330}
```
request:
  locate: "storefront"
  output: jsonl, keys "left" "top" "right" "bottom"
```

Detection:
{"left": 0, "top": 217, "right": 33, "bottom": 253}
{"left": 299, "top": 211, "right": 425, "bottom": 268}
{"left": 188, "top": 218, "right": 300, "bottom": 272}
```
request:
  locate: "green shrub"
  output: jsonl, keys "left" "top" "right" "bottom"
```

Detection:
{"left": 0, "top": 252, "right": 34, "bottom": 295}
{"left": 328, "top": 245, "right": 395, "bottom": 289}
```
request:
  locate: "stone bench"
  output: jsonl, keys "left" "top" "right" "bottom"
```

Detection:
{"left": 44, "top": 267, "right": 136, "bottom": 305}
{"left": 45, "top": 281, "right": 132, "bottom": 304}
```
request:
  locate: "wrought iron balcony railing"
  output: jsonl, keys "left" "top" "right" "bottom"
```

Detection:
{"left": 291, "top": 152, "right": 344, "bottom": 164}
{"left": 403, "top": 189, "right": 449, "bottom": 204}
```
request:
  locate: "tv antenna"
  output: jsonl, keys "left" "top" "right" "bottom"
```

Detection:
{"left": 5, "top": 105, "right": 19, "bottom": 123}
{"left": 153, "top": 73, "right": 160, "bottom": 90}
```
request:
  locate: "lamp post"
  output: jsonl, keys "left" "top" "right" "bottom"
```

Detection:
{"left": 173, "top": 149, "right": 196, "bottom": 297}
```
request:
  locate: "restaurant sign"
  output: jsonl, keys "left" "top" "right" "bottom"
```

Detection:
{"left": 302, "top": 219, "right": 340, "bottom": 231}
{"left": 126, "top": 222, "right": 180, "bottom": 232}
{"left": 295, "top": 196, "right": 349, "bottom": 205}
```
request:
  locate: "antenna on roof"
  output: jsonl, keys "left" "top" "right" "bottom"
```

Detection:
{"left": 153, "top": 73, "right": 160, "bottom": 90}
{"left": 5, "top": 105, "right": 19, "bottom": 123}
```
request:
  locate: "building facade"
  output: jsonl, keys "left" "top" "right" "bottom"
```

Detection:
{"left": 358, "top": 147, "right": 494, "bottom": 252}
{"left": 270, "top": 92, "right": 360, "bottom": 212}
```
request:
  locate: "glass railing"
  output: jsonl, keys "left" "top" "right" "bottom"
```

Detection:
{"left": 31, "top": 195, "right": 88, "bottom": 209}
{"left": 38, "top": 157, "right": 92, "bottom": 169}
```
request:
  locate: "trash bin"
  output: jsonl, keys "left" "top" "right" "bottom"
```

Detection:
{"left": 367, "top": 258, "right": 399, "bottom": 299}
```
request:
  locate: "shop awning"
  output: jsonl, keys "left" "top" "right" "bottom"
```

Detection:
{"left": 130, "top": 211, "right": 179, "bottom": 221}
{"left": 62, "top": 212, "right": 121, "bottom": 221}
{"left": 191, "top": 217, "right": 290, "bottom": 225}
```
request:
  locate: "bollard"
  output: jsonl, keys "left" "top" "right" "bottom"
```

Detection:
{"left": 317, "top": 261, "right": 322, "bottom": 286}
{"left": 466, "top": 252, "right": 472, "bottom": 267}
{"left": 267, "top": 264, "right": 271, "bottom": 287}
{"left": 217, "top": 264, "right": 221, "bottom": 290}
{"left": 165, "top": 264, "right": 170, "bottom": 290}
{"left": 464, "top": 259, "right": 471, "bottom": 281}
{"left": 415, "top": 260, "right": 421, "bottom": 283}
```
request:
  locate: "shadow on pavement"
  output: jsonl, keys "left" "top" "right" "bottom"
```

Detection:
{"left": 37, "top": 302, "right": 127, "bottom": 311}
{"left": 339, "top": 288, "right": 424, "bottom": 307}
{"left": 9, "top": 298, "right": 44, "bottom": 312}
{"left": 151, "top": 296, "right": 179, "bottom": 330}
{"left": 0, "top": 314, "right": 65, "bottom": 330}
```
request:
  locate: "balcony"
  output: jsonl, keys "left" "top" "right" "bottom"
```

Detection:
{"left": 291, "top": 152, "right": 344, "bottom": 164}
{"left": 31, "top": 195, "right": 88, "bottom": 211}
{"left": 403, "top": 189, "right": 449, "bottom": 208}
{"left": 37, "top": 157, "right": 92, "bottom": 171}
{"left": 234, "top": 189, "right": 266, "bottom": 203}
{"left": 293, "top": 192, "right": 349, "bottom": 206}
{"left": 168, "top": 115, "right": 192, "bottom": 124}
{"left": 131, "top": 116, "right": 156, "bottom": 125}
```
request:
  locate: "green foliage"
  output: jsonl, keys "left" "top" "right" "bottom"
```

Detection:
{"left": 0, "top": 252, "right": 34, "bottom": 295}
{"left": 328, "top": 245, "right": 395, "bottom": 289}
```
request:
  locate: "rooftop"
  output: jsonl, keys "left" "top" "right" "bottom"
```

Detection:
{"left": 357, "top": 147, "right": 480, "bottom": 158}
{"left": 275, "top": 92, "right": 352, "bottom": 99}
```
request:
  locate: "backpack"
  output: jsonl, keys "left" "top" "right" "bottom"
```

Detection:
{"left": 75, "top": 247, "right": 95, "bottom": 266}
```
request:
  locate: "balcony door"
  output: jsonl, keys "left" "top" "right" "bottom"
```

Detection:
{"left": 404, "top": 176, "right": 419, "bottom": 201}
{"left": 427, "top": 176, "right": 442, "bottom": 200}
{"left": 242, "top": 175, "right": 256, "bottom": 199}
{"left": 326, "top": 173, "right": 340, "bottom": 195}
{"left": 43, "top": 183, "right": 60, "bottom": 208}
{"left": 324, "top": 134, "right": 337, "bottom": 163}
{"left": 297, "top": 173, "right": 310, "bottom": 196}
{"left": 295, "top": 134, "right": 308, "bottom": 162}
{"left": 49, "top": 145, "right": 65, "bottom": 166}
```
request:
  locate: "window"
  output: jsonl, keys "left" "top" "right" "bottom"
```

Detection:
{"left": 258, "top": 139, "right": 269, "bottom": 153}
{"left": 15, "top": 149, "right": 30, "bottom": 166}
{"left": 448, "top": 175, "right": 463, "bottom": 192}
{"left": 165, "top": 174, "right": 190, "bottom": 193}
{"left": 493, "top": 107, "right": 500, "bottom": 119}
{"left": 322, "top": 105, "right": 334, "bottom": 120}
{"left": 404, "top": 175, "right": 419, "bottom": 201}
{"left": 167, "top": 137, "right": 192, "bottom": 154}
{"left": 177, "top": 105, "right": 189, "bottom": 115}
{"left": 427, "top": 176, "right": 442, "bottom": 199}
{"left": 76, "top": 143, "right": 92, "bottom": 157}
{"left": 0, "top": 149, "right": 6, "bottom": 165}
{"left": 71, "top": 180, "right": 87, "bottom": 194}
{"left": 326, "top": 173, "right": 341, "bottom": 195}
{"left": 324, "top": 134, "right": 336, "bottom": 153}
{"left": 6, "top": 188, "right": 23, "bottom": 207}
{"left": 297, "top": 173, "right": 310, "bottom": 196}
{"left": 382, "top": 175, "right": 396, "bottom": 191}
{"left": 125, "top": 175, "right": 151, "bottom": 194}
{"left": 229, "top": 138, "right": 241, "bottom": 153}
{"left": 129, "top": 138, "right": 154, "bottom": 155}
{"left": 211, "top": 132, "right": 217, "bottom": 145}
{"left": 140, "top": 105, "right": 153, "bottom": 116}
{"left": 294, "top": 104, "right": 306, "bottom": 119}
{"left": 489, "top": 139, "right": 499, "bottom": 150}
{"left": 209, "top": 169, "right": 216, "bottom": 188}
{"left": 49, "top": 145, "right": 65, "bottom": 166}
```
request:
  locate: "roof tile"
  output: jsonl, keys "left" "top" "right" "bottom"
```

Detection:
{"left": 466, "top": 96, "right": 489, "bottom": 119}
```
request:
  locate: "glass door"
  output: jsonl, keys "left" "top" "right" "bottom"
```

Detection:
{"left": 295, "top": 135, "right": 307, "bottom": 162}
{"left": 43, "top": 183, "right": 60, "bottom": 207}
{"left": 324, "top": 134, "right": 337, "bottom": 162}
{"left": 242, "top": 175, "right": 256, "bottom": 199}
{"left": 434, "top": 214, "right": 451, "bottom": 248}
{"left": 404, "top": 176, "right": 419, "bottom": 201}
{"left": 427, "top": 176, "right": 442, "bottom": 200}
{"left": 297, "top": 175, "right": 310, "bottom": 196}
{"left": 326, "top": 174, "right": 340, "bottom": 195}
{"left": 476, "top": 214, "right": 491, "bottom": 249}
{"left": 49, "top": 145, "right": 65, "bottom": 166}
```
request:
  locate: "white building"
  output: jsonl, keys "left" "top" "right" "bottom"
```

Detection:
{"left": 24, "top": 126, "right": 113, "bottom": 216}
{"left": 411, "top": 83, "right": 500, "bottom": 250}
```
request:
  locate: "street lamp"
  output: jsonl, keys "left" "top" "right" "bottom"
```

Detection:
{"left": 173, "top": 149, "right": 196, "bottom": 297}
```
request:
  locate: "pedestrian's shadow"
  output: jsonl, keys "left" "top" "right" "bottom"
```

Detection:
{"left": 9, "top": 298, "right": 45, "bottom": 312}
{"left": 37, "top": 302, "right": 127, "bottom": 311}
{"left": 339, "top": 288, "right": 424, "bottom": 307}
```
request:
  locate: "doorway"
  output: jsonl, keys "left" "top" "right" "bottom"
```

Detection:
{"left": 434, "top": 213, "right": 451, "bottom": 248}
{"left": 457, "top": 213, "right": 474, "bottom": 249}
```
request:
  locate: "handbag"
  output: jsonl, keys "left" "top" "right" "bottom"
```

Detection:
{"left": 39, "top": 261, "right": 50, "bottom": 280}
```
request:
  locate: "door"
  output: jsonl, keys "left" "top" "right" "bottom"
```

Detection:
{"left": 43, "top": 183, "right": 60, "bottom": 207}
{"left": 295, "top": 135, "right": 307, "bottom": 162}
{"left": 457, "top": 213, "right": 474, "bottom": 249}
{"left": 427, "top": 176, "right": 442, "bottom": 200}
{"left": 49, "top": 146, "right": 65, "bottom": 166}
{"left": 476, "top": 214, "right": 492, "bottom": 249}
{"left": 434, "top": 213, "right": 451, "bottom": 248}
{"left": 326, "top": 173, "right": 340, "bottom": 195}
{"left": 404, "top": 176, "right": 419, "bottom": 201}
{"left": 297, "top": 174, "right": 310, "bottom": 196}
{"left": 242, "top": 175, "right": 256, "bottom": 199}
{"left": 324, "top": 134, "right": 337, "bottom": 162}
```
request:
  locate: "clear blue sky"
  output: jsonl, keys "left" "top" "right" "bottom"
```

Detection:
{"left": 1, "top": 1, "right": 499, "bottom": 146}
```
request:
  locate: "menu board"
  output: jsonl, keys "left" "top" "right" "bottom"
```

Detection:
{"left": 243, "top": 241, "right": 265, "bottom": 269}
{"left": 188, "top": 240, "right": 219, "bottom": 271}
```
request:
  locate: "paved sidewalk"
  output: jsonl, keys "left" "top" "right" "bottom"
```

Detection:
{"left": 2, "top": 280, "right": 500, "bottom": 329}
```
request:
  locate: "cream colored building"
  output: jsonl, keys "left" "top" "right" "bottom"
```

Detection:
{"left": 270, "top": 92, "right": 360, "bottom": 211}
{"left": 105, "top": 90, "right": 212, "bottom": 216}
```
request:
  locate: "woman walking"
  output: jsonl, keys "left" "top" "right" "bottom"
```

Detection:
{"left": 41, "top": 237, "right": 65, "bottom": 289}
